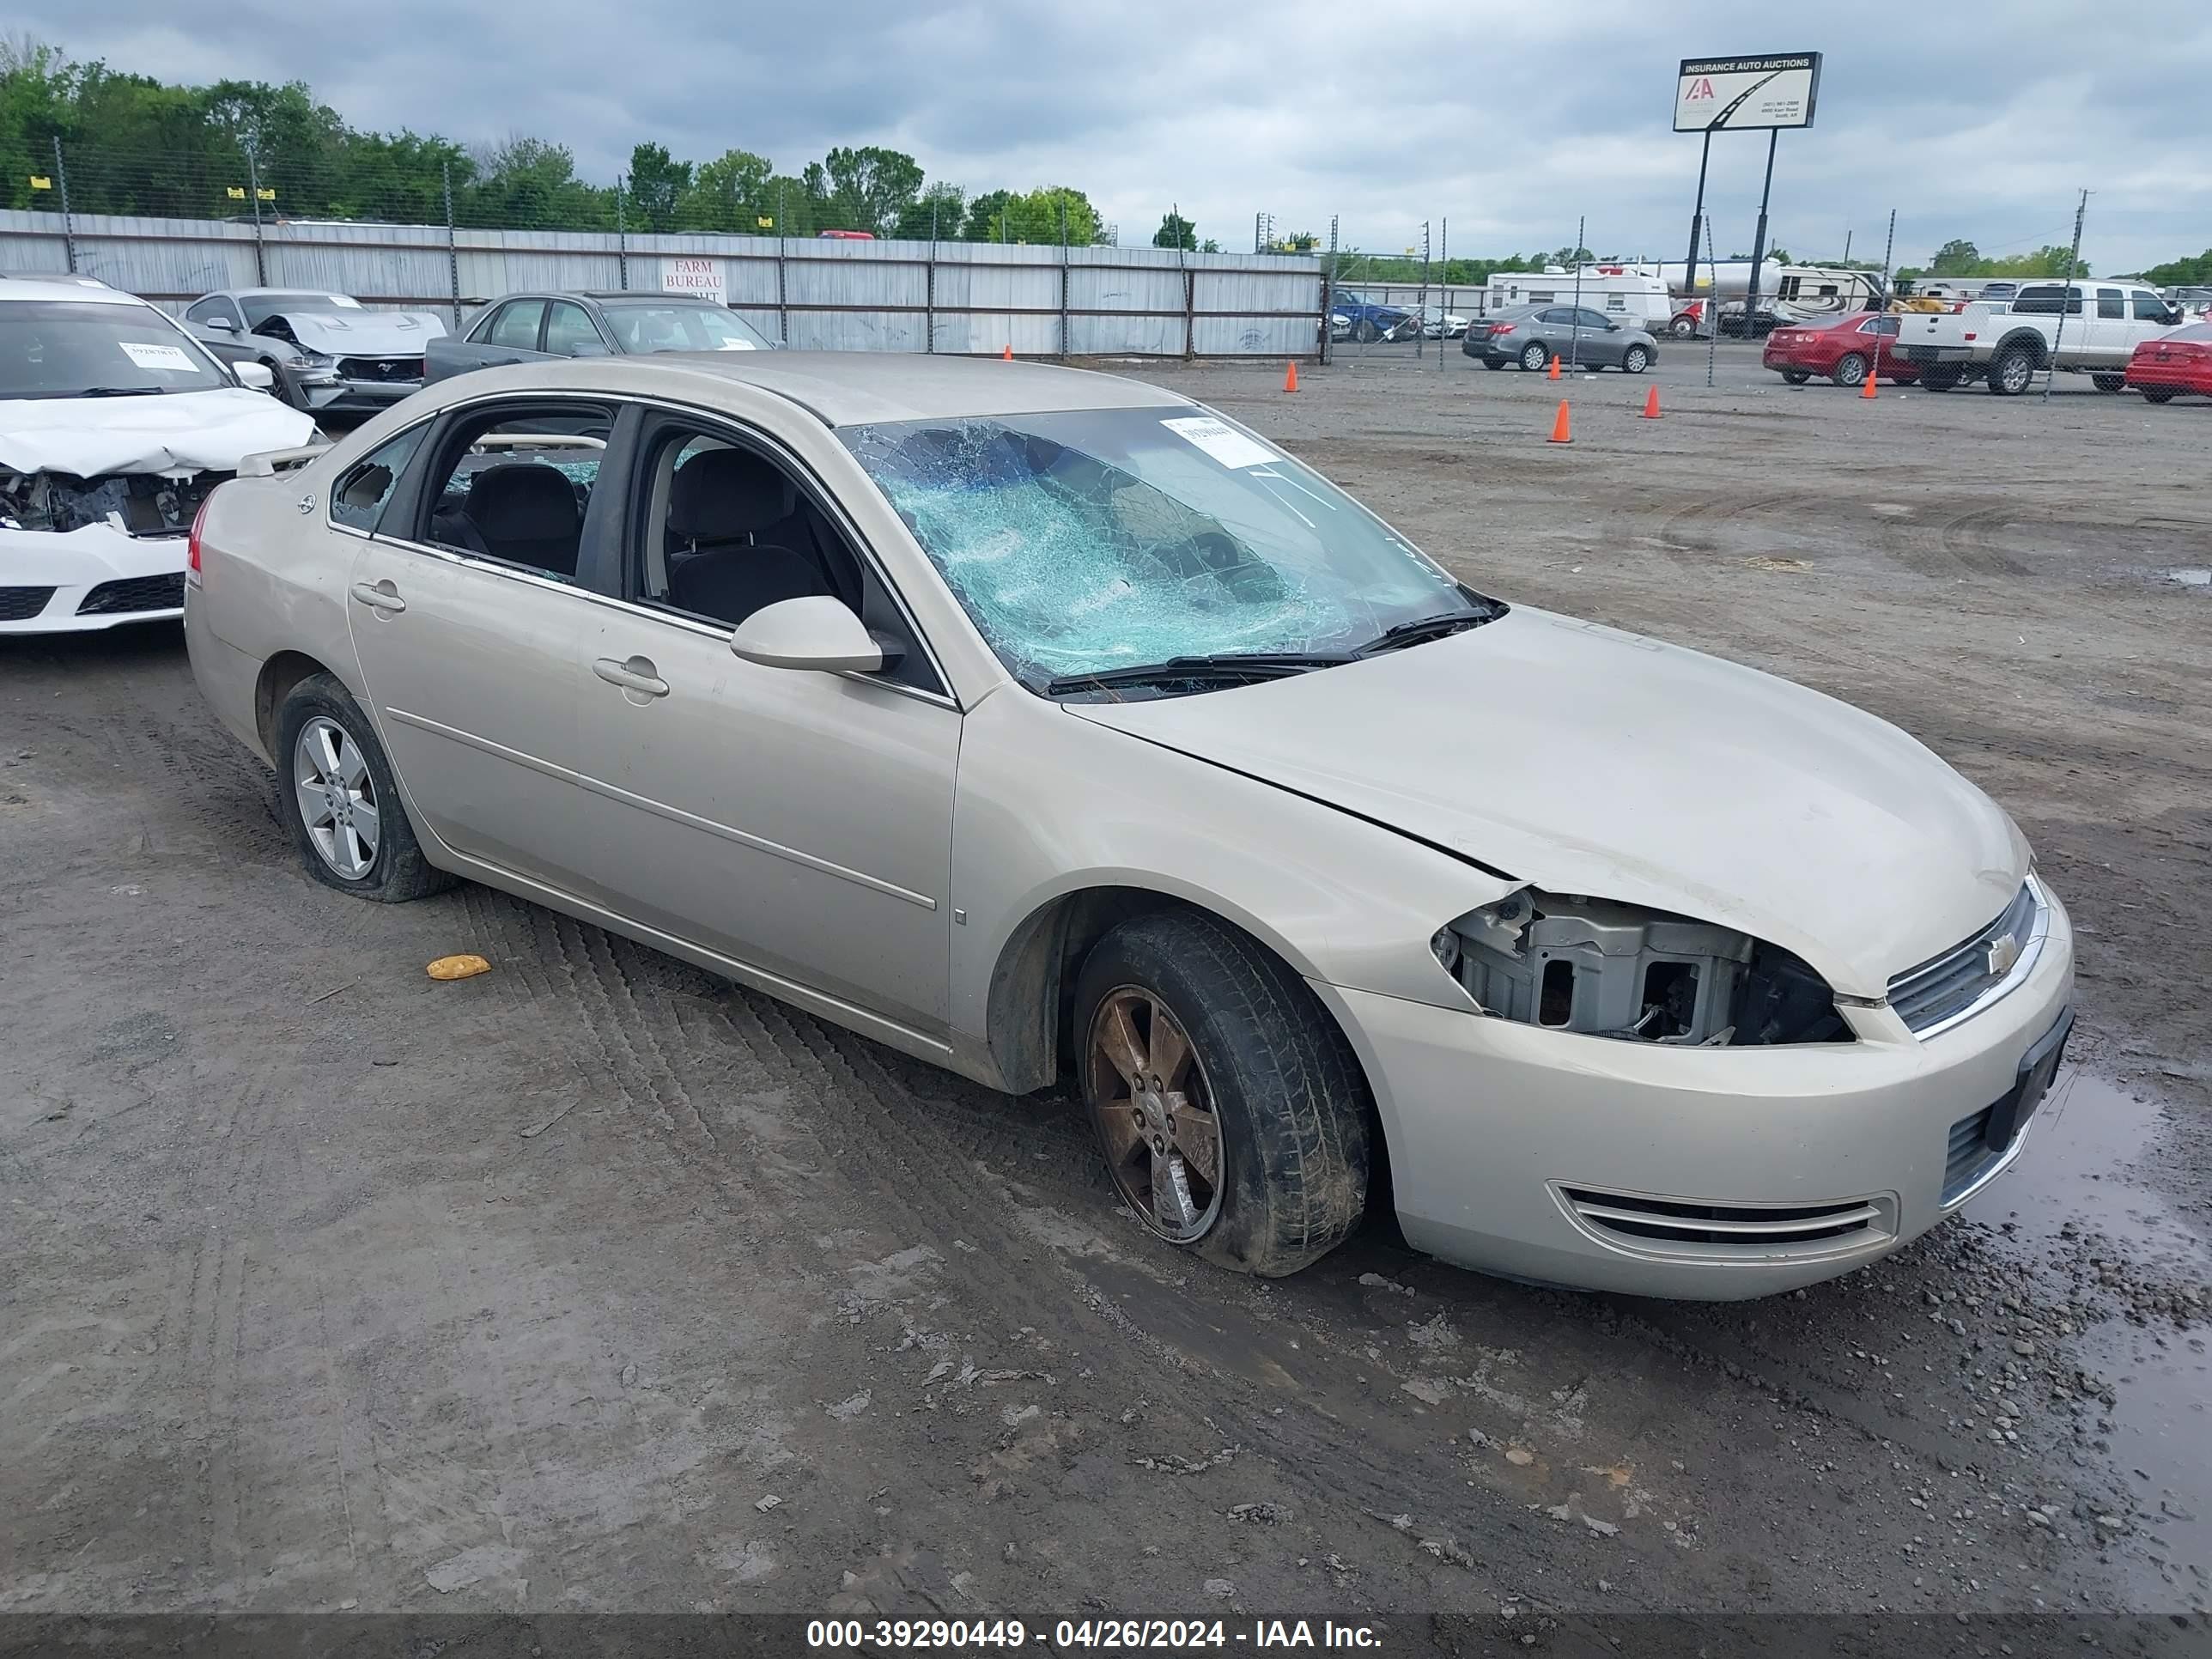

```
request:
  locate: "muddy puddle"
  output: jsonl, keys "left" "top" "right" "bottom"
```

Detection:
{"left": 1969, "top": 1067, "right": 2212, "bottom": 1609}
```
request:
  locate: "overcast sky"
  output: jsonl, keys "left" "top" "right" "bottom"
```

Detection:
{"left": 16, "top": 1, "right": 2211, "bottom": 272}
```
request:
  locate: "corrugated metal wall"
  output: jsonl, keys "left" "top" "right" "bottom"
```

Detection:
{"left": 0, "top": 210, "right": 1324, "bottom": 356}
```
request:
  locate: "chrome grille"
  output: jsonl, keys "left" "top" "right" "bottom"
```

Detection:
{"left": 1888, "top": 879, "right": 2042, "bottom": 1035}
{"left": 1558, "top": 1186, "right": 1893, "bottom": 1259}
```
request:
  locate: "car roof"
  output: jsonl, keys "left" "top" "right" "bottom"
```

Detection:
{"left": 0, "top": 273, "right": 146, "bottom": 305}
{"left": 426, "top": 350, "right": 1198, "bottom": 428}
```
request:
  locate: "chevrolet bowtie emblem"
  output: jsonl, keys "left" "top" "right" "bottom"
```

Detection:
{"left": 1985, "top": 932, "right": 2022, "bottom": 977}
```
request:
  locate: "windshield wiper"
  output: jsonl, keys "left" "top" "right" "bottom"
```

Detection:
{"left": 1045, "top": 652, "right": 1352, "bottom": 696}
{"left": 76, "top": 386, "right": 167, "bottom": 398}
{"left": 1355, "top": 609, "right": 1493, "bottom": 656}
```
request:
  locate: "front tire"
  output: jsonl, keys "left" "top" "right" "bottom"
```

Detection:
{"left": 1074, "top": 913, "right": 1370, "bottom": 1277}
{"left": 1921, "top": 366, "right": 1962, "bottom": 392}
{"left": 1832, "top": 352, "right": 1871, "bottom": 387}
{"left": 2142, "top": 386, "right": 2178, "bottom": 404}
{"left": 2093, "top": 373, "right": 2126, "bottom": 393}
{"left": 1622, "top": 344, "right": 1651, "bottom": 374}
{"left": 1482, "top": 357, "right": 1504, "bottom": 370}
{"left": 276, "top": 673, "right": 453, "bottom": 902}
{"left": 1353, "top": 319, "right": 1381, "bottom": 344}
{"left": 1669, "top": 316, "right": 1697, "bottom": 339}
{"left": 1519, "top": 340, "right": 1551, "bottom": 373}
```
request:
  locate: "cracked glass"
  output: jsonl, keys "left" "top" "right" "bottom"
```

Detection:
{"left": 838, "top": 406, "right": 1474, "bottom": 689}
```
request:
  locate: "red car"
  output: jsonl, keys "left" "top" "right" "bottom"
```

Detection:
{"left": 2123, "top": 322, "right": 2212, "bottom": 404}
{"left": 1763, "top": 312, "right": 1923, "bottom": 388}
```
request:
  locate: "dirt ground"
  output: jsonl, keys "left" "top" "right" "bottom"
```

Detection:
{"left": 3, "top": 346, "right": 2209, "bottom": 1650}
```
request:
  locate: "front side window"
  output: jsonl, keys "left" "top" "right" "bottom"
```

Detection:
{"left": 840, "top": 406, "right": 1480, "bottom": 690}
{"left": 599, "top": 304, "right": 772, "bottom": 354}
{"left": 544, "top": 301, "right": 604, "bottom": 357}
{"left": 0, "top": 300, "right": 230, "bottom": 399}
{"left": 331, "top": 427, "right": 428, "bottom": 532}
{"left": 2135, "top": 293, "right": 2175, "bottom": 322}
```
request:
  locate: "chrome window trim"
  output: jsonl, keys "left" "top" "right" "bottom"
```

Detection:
{"left": 1898, "top": 874, "right": 2051, "bottom": 1042}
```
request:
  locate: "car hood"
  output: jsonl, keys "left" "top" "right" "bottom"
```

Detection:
{"left": 270, "top": 309, "right": 447, "bottom": 356}
{"left": 1067, "top": 606, "right": 2027, "bottom": 998}
{"left": 0, "top": 387, "right": 319, "bottom": 477}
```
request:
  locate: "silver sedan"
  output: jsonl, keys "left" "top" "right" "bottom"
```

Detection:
{"left": 184, "top": 354, "right": 2072, "bottom": 1298}
{"left": 1463, "top": 304, "right": 1658, "bottom": 373}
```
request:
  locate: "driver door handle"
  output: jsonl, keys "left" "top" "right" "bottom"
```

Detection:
{"left": 592, "top": 655, "right": 669, "bottom": 698}
{"left": 349, "top": 580, "right": 405, "bottom": 613}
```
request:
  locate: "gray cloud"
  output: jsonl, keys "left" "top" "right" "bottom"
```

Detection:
{"left": 15, "top": 0, "right": 2210, "bottom": 270}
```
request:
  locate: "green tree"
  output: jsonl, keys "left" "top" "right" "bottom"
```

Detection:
{"left": 677, "top": 147, "right": 772, "bottom": 231}
{"left": 893, "top": 179, "right": 963, "bottom": 240}
{"left": 1929, "top": 239, "right": 1982, "bottom": 275}
{"left": 2144, "top": 248, "right": 2212, "bottom": 288}
{"left": 992, "top": 185, "right": 1100, "bottom": 245}
{"left": 1153, "top": 210, "right": 1196, "bottom": 251}
{"left": 962, "top": 188, "right": 1014, "bottom": 240}
{"left": 623, "top": 140, "right": 690, "bottom": 232}
{"left": 821, "top": 143, "right": 922, "bottom": 236}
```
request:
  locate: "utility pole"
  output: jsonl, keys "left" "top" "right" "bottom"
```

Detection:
{"left": 246, "top": 143, "right": 267, "bottom": 285}
{"left": 441, "top": 161, "right": 460, "bottom": 327}
{"left": 615, "top": 175, "right": 629, "bottom": 290}
{"left": 1880, "top": 208, "right": 1897, "bottom": 299}
{"left": 2044, "top": 190, "right": 2090, "bottom": 403}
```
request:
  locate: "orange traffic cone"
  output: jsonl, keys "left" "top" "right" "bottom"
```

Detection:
{"left": 1002, "top": 343, "right": 1014, "bottom": 360}
{"left": 1285, "top": 361, "right": 1299, "bottom": 392}
{"left": 1548, "top": 354, "right": 1562, "bottom": 381}
{"left": 1547, "top": 400, "right": 1572, "bottom": 445}
{"left": 1641, "top": 384, "right": 1662, "bottom": 419}
{"left": 1860, "top": 366, "right": 1878, "bottom": 399}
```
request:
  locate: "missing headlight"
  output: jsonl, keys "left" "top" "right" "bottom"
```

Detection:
{"left": 1434, "top": 889, "right": 1847, "bottom": 1046}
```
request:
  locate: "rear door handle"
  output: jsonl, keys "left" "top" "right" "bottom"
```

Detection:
{"left": 349, "top": 580, "right": 405, "bottom": 613}
{"left": 592, "top": 655, "right": 669, "bottom": 698}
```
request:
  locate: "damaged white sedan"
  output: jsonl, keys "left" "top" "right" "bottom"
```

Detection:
{"left": 2, "top": 275, "right": 318, "bottom": 634}
{"left": 183, "top": 354, "right": 2072, "bottom": 1298}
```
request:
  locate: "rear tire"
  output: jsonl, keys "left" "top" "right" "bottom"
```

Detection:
{"left": 1988, "top": 343, "right": 2038, "bottom": 395}
{"left": 2142, "top": 386, "right": 2178, "bottom": 404}
{"left": 1073, "top": 912, "right": 1370, "bottom": 1278}
{"left": 2093, "top": 373, "right": 2126, "bottom": 393}
{"left": 1780, "top": 369, "right": 1812, "bottom": 385}
{"left": 1832, "top": 352, "right": 1871, "bottom": 387}
{"left": 1482, "top": 357, "right": 1504, "bottom": 369}
{"left": 1622, "top": 344, "right": 1651, "bottom": 374}
{"left": 1921, "top": 366, "right": 1963, "bottom": 392}
{"left": 276, "top": 673, "right": 454, "bottom": 903}
{"left": 1519, "top": 340, "right": 1551, "bottom": 373}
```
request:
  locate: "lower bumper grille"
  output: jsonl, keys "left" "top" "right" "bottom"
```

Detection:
{"left": 77, "top": 573, "right": 185, "bottom": 616}
{"left": 0, "top": 585, "right": 58, "bottom": 621}
{"left": 1944, "top": 1107, "right": 2000, "bottom": 1204}
{"left": 1559, "top": 1186, "right": 1893, "bottom": 1259}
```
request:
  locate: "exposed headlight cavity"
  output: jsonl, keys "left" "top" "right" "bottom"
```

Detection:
{"left": 1432, "top": 888, "right": 1847, "bottom": 1046}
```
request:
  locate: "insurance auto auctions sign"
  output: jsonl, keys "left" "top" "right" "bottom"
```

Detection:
{"left": 661, "top": 257, "right": 726, "bottom": 304}
{"left": 1674, "top": 53, "right": 1822, "bottom": 132}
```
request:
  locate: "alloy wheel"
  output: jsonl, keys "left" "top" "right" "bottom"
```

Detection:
{"left": 1085, "top": 987, "right": 1225, "bottom": 1243}
{"left": 293, "top": 714, "right": 380, "bottom": 879}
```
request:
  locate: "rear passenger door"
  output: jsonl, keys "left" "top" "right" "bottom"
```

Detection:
{"left": 343, "top": 397, "right": 621, "bottom": 897}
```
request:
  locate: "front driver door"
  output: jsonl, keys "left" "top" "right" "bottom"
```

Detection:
{"left": 569, "top": 405, "right": 959, "bottom": 1042}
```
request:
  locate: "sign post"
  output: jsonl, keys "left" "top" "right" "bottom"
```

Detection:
{"left": 1674, "top": 52, "right": 1822, "bottom": 337}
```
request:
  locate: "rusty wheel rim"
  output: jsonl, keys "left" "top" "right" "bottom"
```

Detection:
{"left": 1085, "top": 987, "right": 1224, "bottom": 1244}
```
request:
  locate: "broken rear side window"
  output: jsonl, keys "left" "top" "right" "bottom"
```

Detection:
{"left": 838, "top": 406, "right": 1475, "bottom": 689}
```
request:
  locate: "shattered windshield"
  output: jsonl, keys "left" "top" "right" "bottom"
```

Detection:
{"left": 838, "top": 406, "right": 1478, "bottom": 689}
{"left": 0, "top": 301, "right": 231, "bottom": 399}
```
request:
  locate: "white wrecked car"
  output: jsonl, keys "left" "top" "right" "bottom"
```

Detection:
{"left": 184, "top": 288, "right": 446, "bottom": 417}
{"left": 1, "top": 275, "right": 319, "bottom": 634}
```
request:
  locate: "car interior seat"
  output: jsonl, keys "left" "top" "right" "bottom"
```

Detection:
{"left": 664, "top": 447, "right": 831, "bottom": 626}
{"left": 461, "top": 463, "right": 582, "bottom": 576}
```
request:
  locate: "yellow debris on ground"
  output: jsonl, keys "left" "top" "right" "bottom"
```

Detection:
{"left": 425, "top": 954, "right": 492, "bottom": 981}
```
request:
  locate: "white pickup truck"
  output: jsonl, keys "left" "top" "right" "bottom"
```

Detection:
{"left": 1892, "top": 280, "right": 2190, "bottom": 394}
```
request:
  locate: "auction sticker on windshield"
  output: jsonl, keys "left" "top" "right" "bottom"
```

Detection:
{"left": 118, "top": 341, "right": 199, "bottom": 372}
{"left": 1161, "top": 416, "right": 1276, "bottom": 470}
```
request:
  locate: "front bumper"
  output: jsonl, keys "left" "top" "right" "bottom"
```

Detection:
{"left": 0, "top": 523, "right": 187, "bottom": 634}
{"left": 289, "top": 373, "right": 420, "bottom": 416}
{"left": 1315, "top": 885, "right": 2075, "bottom": 1299}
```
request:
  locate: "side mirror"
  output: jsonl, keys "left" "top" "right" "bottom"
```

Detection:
{"left": 568, "top": 340, "right": 613, "bottom": 357}
{"left": 203, "top": 314, "right": 237, "bottom": 332}
{"left": 233, "top": 360, "right": 276, "bottom": 392}
{"left": 1605, "top": 321, "right": 1621, "bottom": 331}
{"left": 730, "top": 595, "right": 901, "bottom": 674}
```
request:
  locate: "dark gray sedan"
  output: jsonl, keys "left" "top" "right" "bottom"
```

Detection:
{"left": 423, "top": 291, "right": 778, "bottom": 384}
{"left": 1462, "top": 305, "right": 1657, "bottom": 374}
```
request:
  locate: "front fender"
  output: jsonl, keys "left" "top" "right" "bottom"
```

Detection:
{"left": 949, "top": 688, "right": 1516, "bottom": 1057}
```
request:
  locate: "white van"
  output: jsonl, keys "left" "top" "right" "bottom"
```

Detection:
{"left": 1486, "top": 267, "right": 1673, "bottom": 331}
